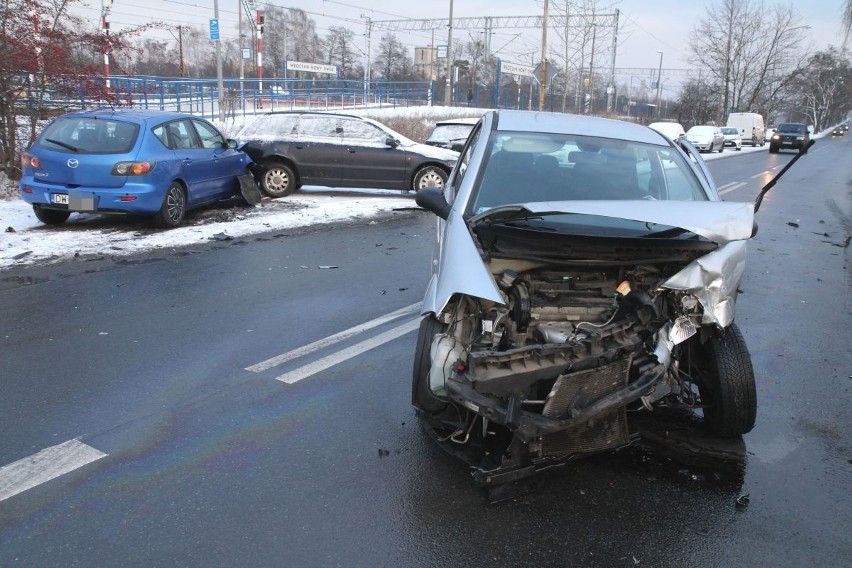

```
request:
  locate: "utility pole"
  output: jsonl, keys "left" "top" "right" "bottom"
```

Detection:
{"left": 588, "top": 24, "right": 596, "bottom": 114}
{"left": 538, "top": 0, "right": 549, "bottom": 111}
{"left": 214, "top": 0, "right": 224, "bottom": 121}
{"left": 178, "top": 26, "right": 186, "bottom": 78}
{"left": 257, "top": 10, "right": 264, "bottom": 94}
{"left": 655, "top": 50, "right": 663, "bottom": 117}
{"left": 101, "top": 0, "right": 112, "bottom": 88}
{"left": 445, "top": 0, "right": 454, "bottom": 105}
{"left": 607, "top": 9, "right": 619, "bottom": 112}
{"left": 362, "top": 16, "right": 371, "bottom": 104}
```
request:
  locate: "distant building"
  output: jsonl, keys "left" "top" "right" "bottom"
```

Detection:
{"left": 415, "top": 47, "right": 437, "bottom": 81}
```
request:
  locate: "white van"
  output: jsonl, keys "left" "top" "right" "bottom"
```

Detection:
{"left": 727, "top": 112, "right": 765, "bottom": 146}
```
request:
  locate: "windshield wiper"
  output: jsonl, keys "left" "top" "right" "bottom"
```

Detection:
{"left": 45, "top": 138, "right": 80, "bottom": 152}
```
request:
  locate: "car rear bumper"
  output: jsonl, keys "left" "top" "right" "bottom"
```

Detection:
{"left": 19, "top": 179, "right": 166, "bottom": 215}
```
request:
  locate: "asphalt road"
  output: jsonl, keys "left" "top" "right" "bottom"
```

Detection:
{"left": 1, "top": 137, "right": 850, "bottom": 567}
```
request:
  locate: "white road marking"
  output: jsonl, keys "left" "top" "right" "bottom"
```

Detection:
{"left": 718, "top": 181, "right": 746, "bottom": 195}
{"left": 274, "top": 318, "right": 421, "bottom": 384}
{"left": 751, "top": 171, "right": 772, "bottom": 179}
{"left": 246, "top": 302, "right": 421, "bottom": 373}
{"left": 0, "top": 439, "right": 107, "bottom": 502}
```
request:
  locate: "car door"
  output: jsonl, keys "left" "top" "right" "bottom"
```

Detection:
{"left": 165, "top": 119, "right": 220, "bottom": 205}
{"left": 337, "top": 117, "right": 407, "bottom": 189}
{"left": 190, "top": 118, "right": 244, "bottom": 198}
{"left": 291, "top": 115, "right": 344, "bottom": 185}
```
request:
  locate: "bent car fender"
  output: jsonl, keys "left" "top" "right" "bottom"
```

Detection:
{"left": 420, "top": 211, "right": 504, "bottom": 316}
{"left": 660, "top": 240, "right": 748, "bottom": 328}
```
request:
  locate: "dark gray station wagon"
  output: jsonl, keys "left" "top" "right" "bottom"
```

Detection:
{"left": 236, "top": 112, "right": 458, "bottom": 197}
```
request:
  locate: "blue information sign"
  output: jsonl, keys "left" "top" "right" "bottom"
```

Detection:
{"left": 209, "top": 18, "right": 220, "bottom": 41}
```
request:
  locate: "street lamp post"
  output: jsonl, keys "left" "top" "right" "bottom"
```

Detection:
{"left": 655, "top": 50, "right": 663, "bottom": 117}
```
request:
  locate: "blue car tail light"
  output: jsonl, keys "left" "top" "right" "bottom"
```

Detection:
{"left": 111, "top": 161, "right": 154, "bottom": 176}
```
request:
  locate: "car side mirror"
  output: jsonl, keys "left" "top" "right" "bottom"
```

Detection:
{"left": 226, "top": 139, "right": 237, "bottom": 149}
{"left": 415, "top": 187, "right": 451, "bottom": 219}
{"left": 385, "top": 136, "right": 399, "bottom": 148}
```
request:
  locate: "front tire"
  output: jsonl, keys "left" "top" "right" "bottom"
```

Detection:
{"left": 695, "top": 323, "right": 757, "bottom": 437}
{"left": 33, "top": 205, "right": 70, "bottom": 225}
{"left": 769, "top": 145, "right": 778, "bottom": 153}
{"left": 154, "top": 182, "right": 186, "bottom": 227}
{"left": 260, "top": 161, "right": 297, "bottom": 197}
{"left": 413, "top": 165, "right": 448, "bottom": 191}
{"left": 412, "top": 315, "right": 449, "bottom": 415}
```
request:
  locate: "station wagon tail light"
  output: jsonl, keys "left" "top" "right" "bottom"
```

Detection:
{"left": 112, "top": 161, "right": 154, "bottom": 176}
{"left": 21, "top": 153, "right": 39, "bottom": 168}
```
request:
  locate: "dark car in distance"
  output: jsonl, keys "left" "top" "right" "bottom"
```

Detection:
{"left": 236, "top": 112, "right": 458, "bottom": 197}
{"left": 769, "top": 122, "right": 810, "bottom": 153}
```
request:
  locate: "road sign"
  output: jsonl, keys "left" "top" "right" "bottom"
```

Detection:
{"left": 501, "top": 61, "right": 535, "bottom": 78}
{"left": 209, "top": 19, "right": 220, "bottom": 41}
{"left": 533, "top": 61, "right": 556, "bottom": 85}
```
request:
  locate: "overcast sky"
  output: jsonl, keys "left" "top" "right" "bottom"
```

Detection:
{"left": 80, "top": 0, "right": 847, "bottom": 76}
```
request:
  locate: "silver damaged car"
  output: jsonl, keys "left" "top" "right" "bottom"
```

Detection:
{"left": 413, "top": 110, "right": 758, "bottom": 489}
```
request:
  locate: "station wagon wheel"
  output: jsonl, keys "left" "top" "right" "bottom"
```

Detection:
{"left": 32, "top": 205, "right": 70, "bottom": 225}
{"left": 413, "top": 165, "right": 448, "bottom": 191}
{"left": 692, "top": 323, "right": 757, "bottom": 437}
{"left": 260, "top": 161, "right": 296, "bottom": 197}
{"left": 155, "top": 182, "right": 186, "bottom": 228}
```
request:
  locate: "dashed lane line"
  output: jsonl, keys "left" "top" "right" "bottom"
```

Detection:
{"left": 246, "top": 302, "right": 420, "bottom": 373}
{"left": 274, "top": 318, "right": 421, "bottom": 384}
{"left": 718, "top": 181, "right": 746, "bottom": 195}
{"left": 0, "top": 439, "right": 107, "bottom": 502}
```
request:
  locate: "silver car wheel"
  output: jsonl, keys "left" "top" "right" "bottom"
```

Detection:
{"left": 261, "top": 162, "right": 296, "bottom": 197}
{"left": 166, "top": 184, "right": 185, "bottom": 223}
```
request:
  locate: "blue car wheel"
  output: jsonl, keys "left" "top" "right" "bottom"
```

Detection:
{"left": 155, "top": 182, "right": 187, "bottom": 227}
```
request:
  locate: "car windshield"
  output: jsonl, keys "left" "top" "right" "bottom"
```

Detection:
{"left": 688, "top": 126, "right": 713, "bottom": 135}
{"left": 38, "top": 117, "right": 139, "bottom": 154}
{"left": 470, "top": 131, "right": 708, "bottom": 215}
{"left": 428, "top": 124, "right": 475, "bottom": 144}
{"left": 722, "top": 127, "right": 738, "bottom": 135}
{"left": 778, "top": 123, "right": 806, "bottom": 134}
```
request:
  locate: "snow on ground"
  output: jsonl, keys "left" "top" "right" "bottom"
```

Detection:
{"left": 0, "top": 187, "right": 417, "bottom": 270}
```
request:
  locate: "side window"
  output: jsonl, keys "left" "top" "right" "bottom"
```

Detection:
{"left": 341, "top": 119, "right": 386, "bottom": 144}
{"left": 297, "top": 116, "right": 341, "bottom": 139}
{"left": 164, "top": 120, "right": 200, "bottom": 150}
{"left": 152, "top": 125, "right": 169, "bottom": 147}
{"left": 192, "top": 119, "right": 226, "bottom": 149}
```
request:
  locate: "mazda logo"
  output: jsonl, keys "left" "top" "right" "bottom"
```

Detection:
{"left": 66, "top": 159, "right": 79, "bottom": 168}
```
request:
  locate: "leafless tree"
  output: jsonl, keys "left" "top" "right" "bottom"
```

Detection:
{"left": 374, "top": 33, "right": 409, "bottom": 80}
{"left": 548, "top": 0, "right": 616, "bottom": 114}
{"left": 324, "top": 26, "right": 361, "bottom": 80}
{"left": 689, "top": 0, "right": 809, "bottom": 123}
{"left": 784, "top": 48, "right": 851, "bottom": 130}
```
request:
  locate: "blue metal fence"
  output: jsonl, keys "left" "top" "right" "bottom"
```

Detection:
{"left": 44, "top": 76, "right": 437, "bottom": 119}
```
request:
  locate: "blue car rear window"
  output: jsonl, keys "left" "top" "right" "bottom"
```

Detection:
{"left": 37, "top": 117, "right": 139, "bottom": 154}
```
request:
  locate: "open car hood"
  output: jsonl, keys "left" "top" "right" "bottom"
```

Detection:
{"left": 423, "top": 199, "right": 754, "bottom": 329}
{"left": 469, "top": 200, "right": 755, "bottom": 244}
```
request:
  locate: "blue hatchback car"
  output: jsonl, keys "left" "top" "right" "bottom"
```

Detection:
{"left": 20, "top": 109, "right": 253, "bottom": 227}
